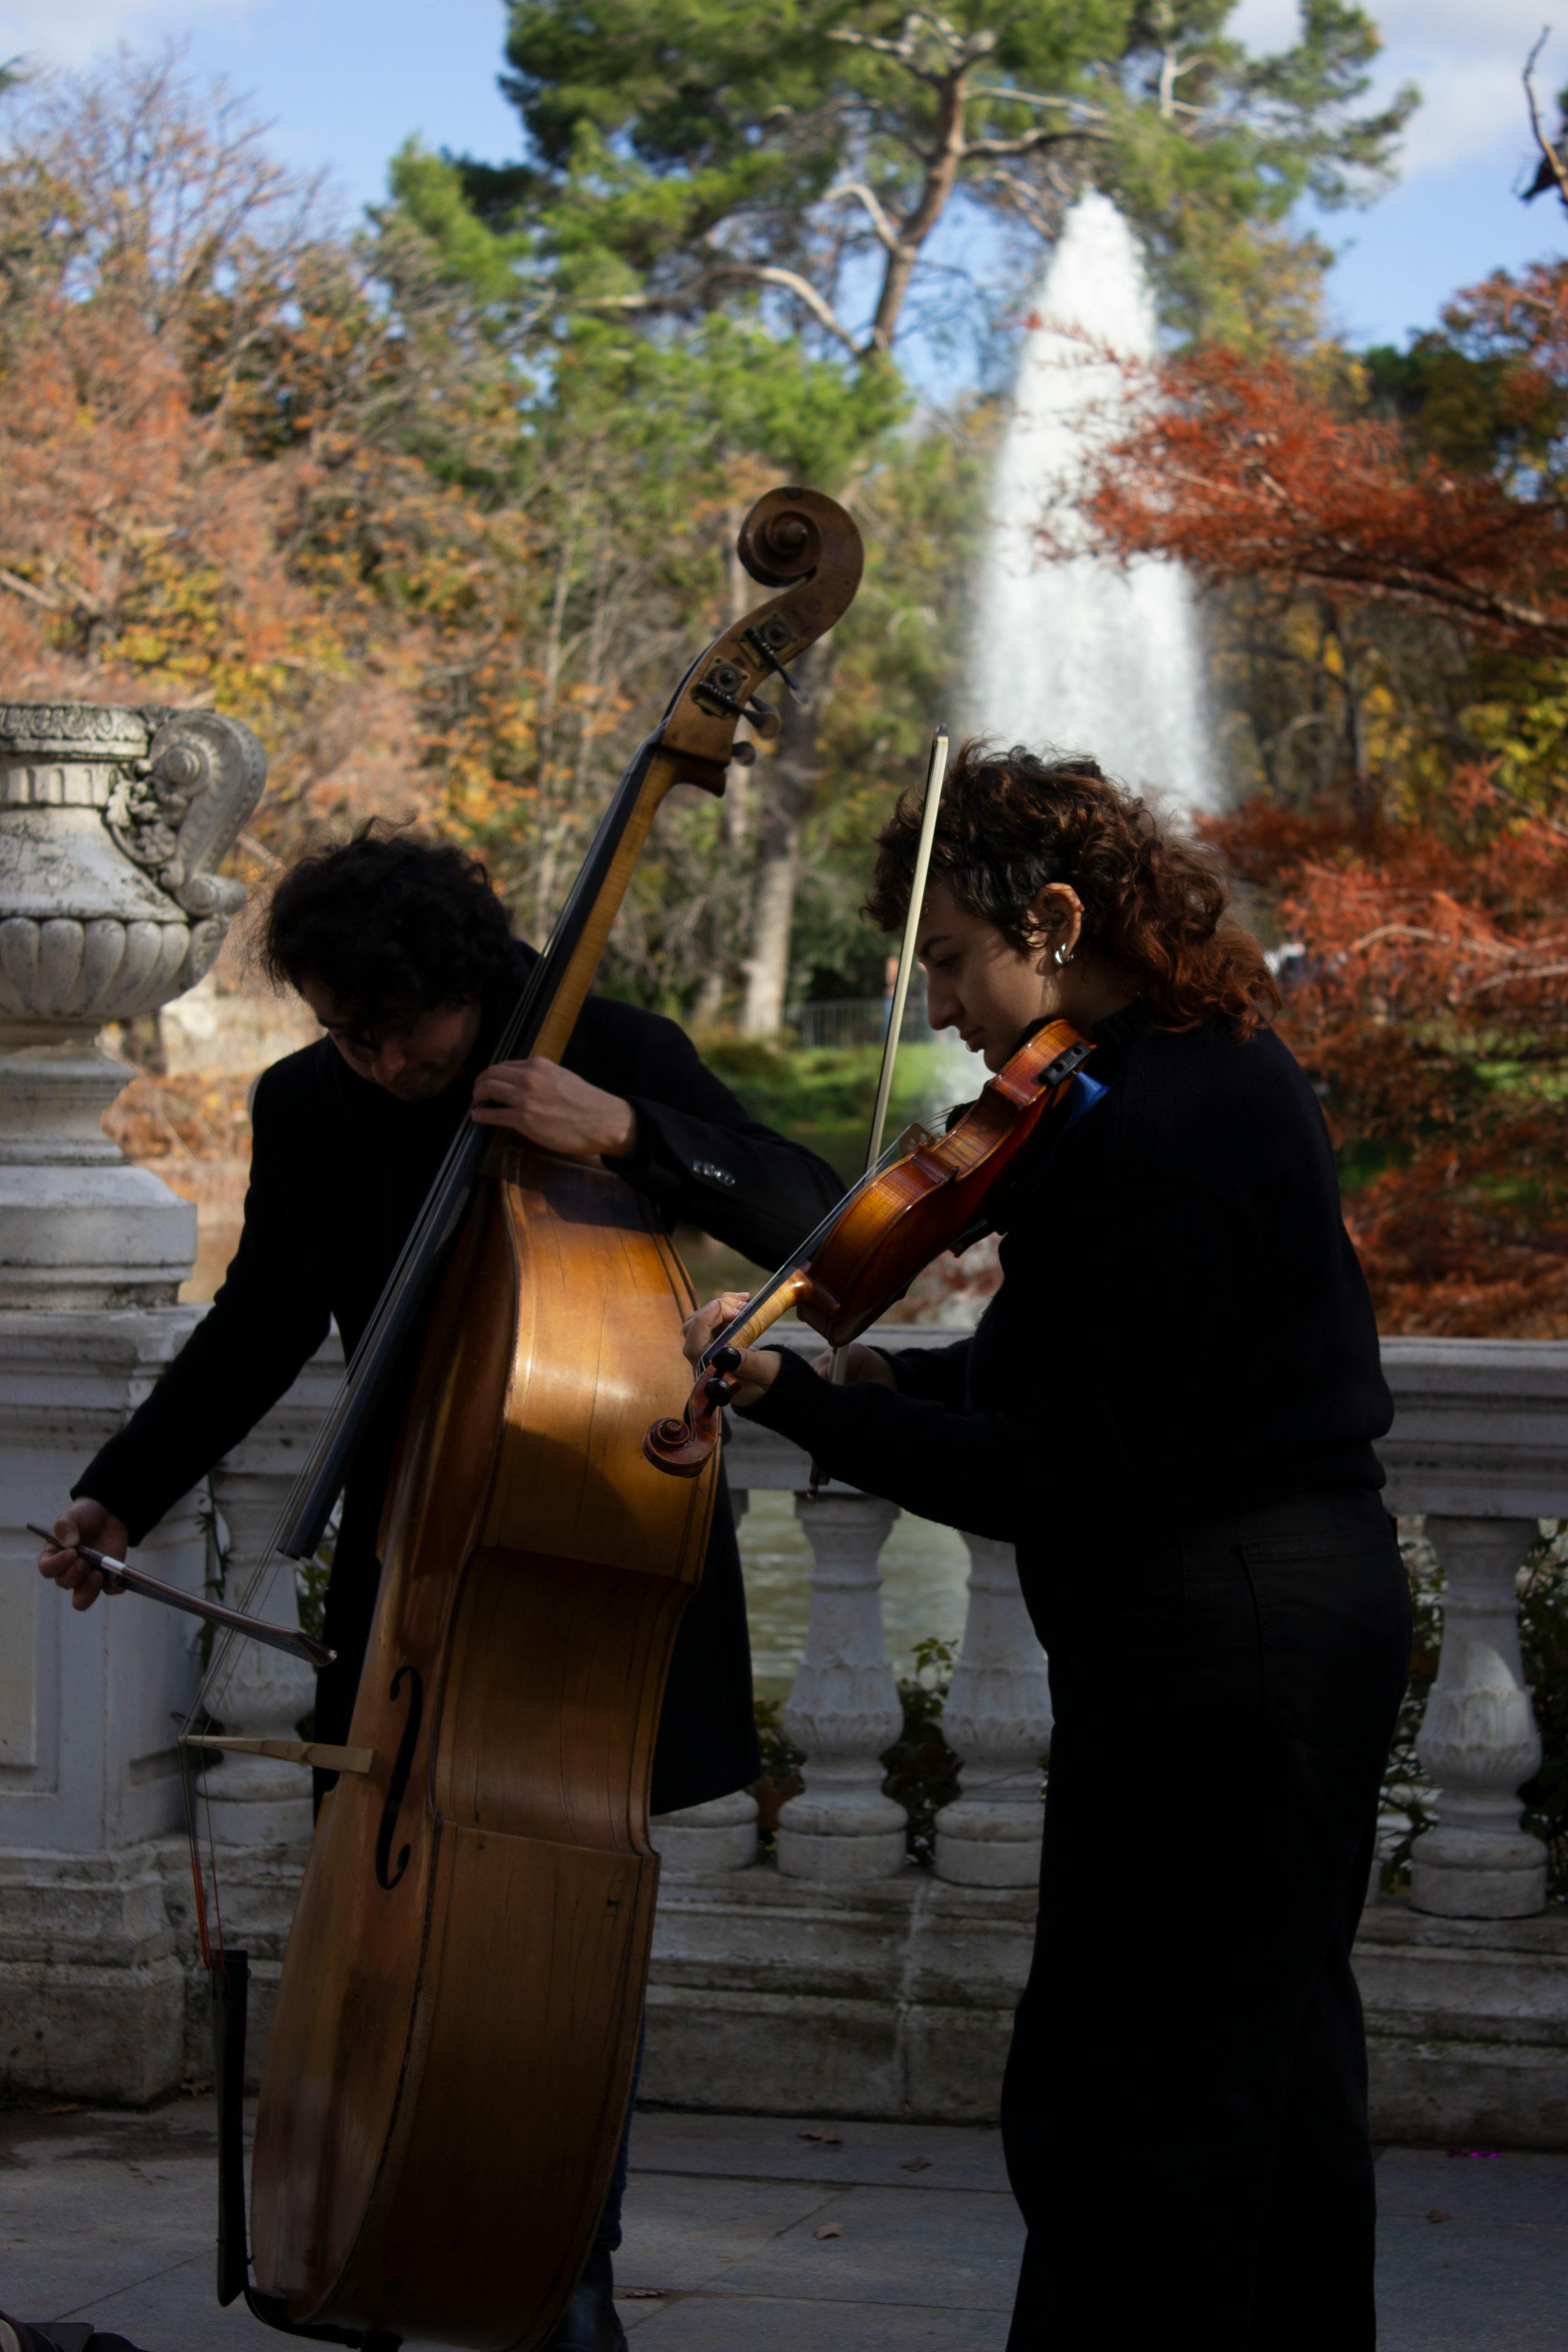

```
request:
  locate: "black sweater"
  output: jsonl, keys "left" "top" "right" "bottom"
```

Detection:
{"left": 743, "top": 1010, "right": 1392, "bottom": 1627}
{"left": 79, "top": 951, "right": 843, "bottom": 1813}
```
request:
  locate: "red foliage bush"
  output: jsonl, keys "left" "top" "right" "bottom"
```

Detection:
{"left": 1209, "top": 789, "right": 1568, "bottom": 1335}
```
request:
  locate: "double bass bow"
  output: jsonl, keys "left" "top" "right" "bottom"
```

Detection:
{"left": 182, "top": 486, "right": 863, "bottom": 2352}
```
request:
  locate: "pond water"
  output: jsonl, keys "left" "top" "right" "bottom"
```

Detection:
{"left": 739, "top": 1488, "right": 970, "bottom": 1697}
{"left": 679, "top": 1232, "right": 973, "bottom": 1692}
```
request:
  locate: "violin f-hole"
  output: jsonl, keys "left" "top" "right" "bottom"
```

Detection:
{"left": 374, "top": 1663, "right": 424, "bottom": 1892}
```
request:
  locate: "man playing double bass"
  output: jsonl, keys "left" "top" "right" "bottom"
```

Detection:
{"left": 37, "top": 826, "right": 842, "bottom": 2352}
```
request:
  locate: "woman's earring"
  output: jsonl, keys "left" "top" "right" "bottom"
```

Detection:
{"left": 1053, "top": 944, "right": 1073, "bottom": 968}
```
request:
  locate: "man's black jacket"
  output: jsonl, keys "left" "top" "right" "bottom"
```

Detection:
{"left": 79, "top": 953, "right": 843, "bottom": 1813}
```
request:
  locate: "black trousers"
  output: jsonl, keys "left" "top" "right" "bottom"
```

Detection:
{"left": 1002, "top": 1488, "right": 1411, "bottom": 2351}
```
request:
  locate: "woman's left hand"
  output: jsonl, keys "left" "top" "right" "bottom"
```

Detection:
{"left": 682, "top": 1293, "right": 784, "bottom": 1411}
{"left": 471, "top": 1058, "right": 636, "bottom": 1160}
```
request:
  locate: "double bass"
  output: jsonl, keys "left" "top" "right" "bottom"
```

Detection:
{"left": 186, "top": 488, "right": 862, "bottom": 2350}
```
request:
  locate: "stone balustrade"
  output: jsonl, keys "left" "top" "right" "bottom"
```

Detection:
{"left": 8, "top": 1297, "right": 1568, "bottom": 2134}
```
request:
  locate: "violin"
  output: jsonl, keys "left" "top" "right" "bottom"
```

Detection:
{"left": 185, "top": 487, "right": 864, "bottom": 2351}
{"left": 644, "top": 1015, "right": 1093, "bottom": 1477}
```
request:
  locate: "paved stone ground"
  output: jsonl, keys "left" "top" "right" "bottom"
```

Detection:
{"left": 1, "top": 2098, "right": 1565, "bottom": 2350}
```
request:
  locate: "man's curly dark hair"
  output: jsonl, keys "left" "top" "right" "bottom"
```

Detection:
{"left": 262, "top": 828, "right": 516, "bottom": 1021}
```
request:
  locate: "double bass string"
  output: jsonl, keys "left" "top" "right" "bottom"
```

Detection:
{"left": 181, "top": 727, "right": 691, "bottom": 1950}
{"left": 177, "top": 749, "right": 665, "bottom": 1973}
{"left": 176, "top": 493, "right": 851, "bottom": 1982}
{"left": 182, "top": 734, "right": 665, "bottom": 1760}
{"left": 183, "top": 733, "right": 693, "bottom": 1970}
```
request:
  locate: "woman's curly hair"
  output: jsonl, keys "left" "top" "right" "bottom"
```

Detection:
{"left": 263, "top": 826, "right": 516, "bottom": 1019}
{"left": 866, "top": 742, "right": 1279, "bottom": 1039}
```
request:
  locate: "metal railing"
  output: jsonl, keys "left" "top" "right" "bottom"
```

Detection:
{"left": 796, "top": 997, "right": 941, "bottom": 1051}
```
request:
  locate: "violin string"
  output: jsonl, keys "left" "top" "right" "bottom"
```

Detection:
{"left": 701, "top": 1123, "right": 926, "bottom": 1366}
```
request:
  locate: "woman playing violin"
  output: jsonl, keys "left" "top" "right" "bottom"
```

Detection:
{"left": 686, "top": 741, "right": 1409, "bottom": 2352}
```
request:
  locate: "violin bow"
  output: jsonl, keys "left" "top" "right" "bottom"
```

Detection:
{"left": 807, "top": 724, "right": 950, "bottom": 1495}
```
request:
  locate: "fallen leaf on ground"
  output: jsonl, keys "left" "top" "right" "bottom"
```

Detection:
{"left": 814, "top": 2224, "right": 843, "bottom": 2240}
{"left": 1427, "top": 2208, "right": 1450, "bottom": 2223}
{"left": 798, "top": 2130, "right": 842, "bottom": 2145}
{"left": 899, "top": 2156, "right": 932, "bottom": 2172}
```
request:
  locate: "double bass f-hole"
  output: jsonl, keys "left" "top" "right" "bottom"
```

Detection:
{"left": 374, "top": 1663, "right": 424, "bottom": 1892}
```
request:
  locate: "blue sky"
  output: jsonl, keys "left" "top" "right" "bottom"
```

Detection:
{"left": 10, "top": 0, "right": 1568, "bottom": 359}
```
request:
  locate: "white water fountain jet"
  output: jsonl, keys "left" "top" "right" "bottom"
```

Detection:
{"left": 967, "top": 191, "right": 1215, "bottom": 813}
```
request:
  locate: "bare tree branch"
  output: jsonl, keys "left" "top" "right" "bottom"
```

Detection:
{"left": 830, "top": 13, "right": 997, "bottom": 85}
{"left": 965, "top": 126, "right": 1108, "bottom": 160}
{"left": 0, "top": 566, "right": 66, "bottom": 614}
{"left": 737, "top": 262, "right": 864, "bottom": 353}
{"left": 969, "top": 85, "right": 1105, "bottom": 117}
{"left": 832, "top": 180, "right": 901, "bottom": 254}
{"left": 1524, "top": 28, "right": 1568, "bottom": 212}
{"left": 570, "top": 260, "right": 863, "bottom": 357}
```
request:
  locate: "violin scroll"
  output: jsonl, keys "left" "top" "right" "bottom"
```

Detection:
{"left": 643, "top": 1276, "right": 812, "bottom": 1477}
{"left": 642, "top": 1383, "right": 728, "bottom": 1477}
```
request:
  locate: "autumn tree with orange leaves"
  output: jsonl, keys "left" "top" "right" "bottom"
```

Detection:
{"left": 1060, "top": 258, "right": 1568, "bottom": 1333}
{"left": 0, "top": 51, "right": 985, "bottom": 1027}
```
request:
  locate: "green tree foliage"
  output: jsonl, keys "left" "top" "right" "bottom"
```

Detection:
{"left": 464, "top": 0, "right": 1413, "bottom": 352}
{"left": 378, "top": 0, "right": 1414, "bottom": 1030}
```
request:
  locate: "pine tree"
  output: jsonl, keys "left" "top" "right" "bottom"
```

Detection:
{"left": 388, "top": 0, "right": 1415, "bottom": 1029}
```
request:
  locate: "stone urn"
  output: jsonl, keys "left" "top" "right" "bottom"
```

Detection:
{"left": 0, "top": 702, "right": 266, "bottom": 1307}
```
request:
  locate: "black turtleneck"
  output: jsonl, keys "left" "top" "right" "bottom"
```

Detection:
{"left": 741, "top": 1010, "right": 1392, "bottom": 1641}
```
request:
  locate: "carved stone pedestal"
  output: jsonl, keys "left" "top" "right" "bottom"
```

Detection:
{"left": 0, "top": 701, "right": 264, "bottom": 2098}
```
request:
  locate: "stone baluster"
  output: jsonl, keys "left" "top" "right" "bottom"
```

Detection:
{"left": 652, "top": 1485, "right": 759, "bottom": 1874}
{"left": 193, "top": 1338, "right": 346, "bottom": 1849}
{"left": 776, "top": 1490, "right": 907, "bottom": 1884}
{"left": 1410, "top": 1514, "right": 1547, "bottom": 1919}
{"left": 933, "top": 1532, "right": 1052, "bottom": 1887}
{"left": 196, "top": 1493, "right": 316, "bottom": 1852}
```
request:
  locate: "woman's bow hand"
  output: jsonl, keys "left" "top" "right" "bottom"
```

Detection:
{"left": 681, "top": 1293, "right": 782, "bottom": 1411}
{"left": 808, "top": 1341, "right": 897, "bottom": 1389}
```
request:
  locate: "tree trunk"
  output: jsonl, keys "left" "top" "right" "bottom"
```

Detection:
{"left": 740, "top": 808, "right": 799, "bottom": 1036}
{"left": 740, "top": 640, "right": 829, "bottom": 1036}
